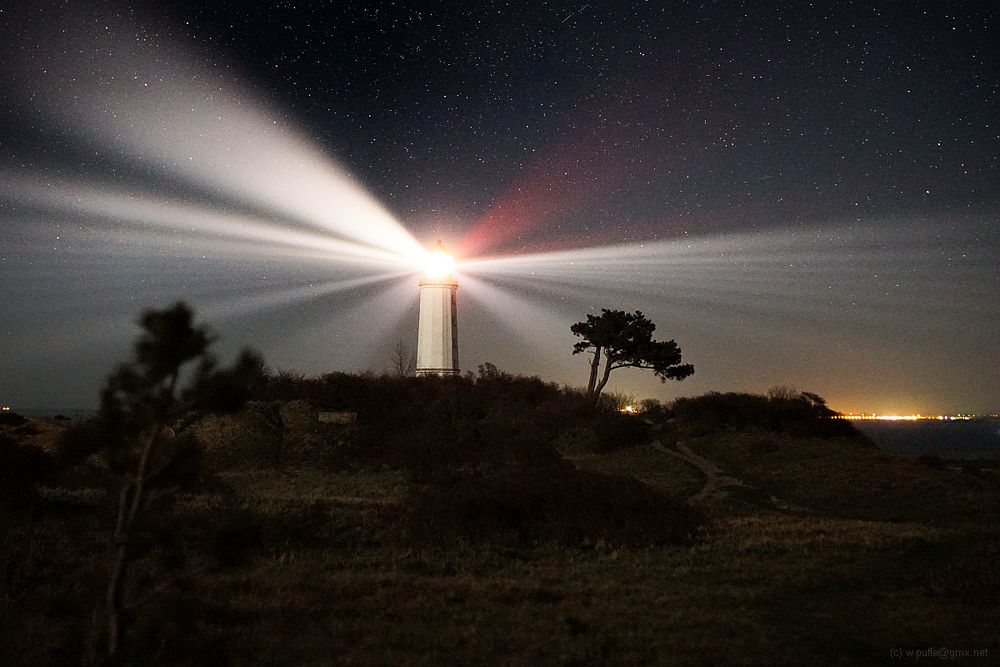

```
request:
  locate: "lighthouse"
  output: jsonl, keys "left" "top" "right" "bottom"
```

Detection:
{"left": 416, "top": 241, "right": 459, "bottom": 377}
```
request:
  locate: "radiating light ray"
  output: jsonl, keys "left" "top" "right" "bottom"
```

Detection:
{"left": 274, "top": 276, "right": 418, "bottom": 373}
{"left": 462, "top": 222, "right": 992, "bottom": 284}
{"left": 331, "top": 277, "right": 420, "bottom": 362}
{"left": 29, "top": 222, "right": 397, "bottom": 270}
{"left": 1, "top": 172, "right": 409, "bottom": 268}
{"left": 458, "top": 219, "right": 998, "bottom": 328}
{"left": 197, "top": 272, "right": 408, "bottom": 321}
{"left": 3, "top": 5, "right": 425, "bottom": 262}
{"left": 460, "top": 274, "right": 576, "bottom": 351}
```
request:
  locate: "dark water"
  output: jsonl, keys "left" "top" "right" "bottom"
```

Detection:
{"left": 13, "top": 407, "right": 96, "bottom": 420}
{"left": 855, "top": 419, "right": 1000, "bottom": 460}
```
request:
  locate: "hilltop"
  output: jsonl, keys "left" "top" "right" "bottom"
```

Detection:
{"left": 2, "top": 374, "right": 998, "bottom": 665}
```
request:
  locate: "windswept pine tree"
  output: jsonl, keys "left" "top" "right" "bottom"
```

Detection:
{"left": 571, "top": 309, "right": 694, "bottom": 406}
{"left": 88, "top": 302, "right": 264, "bottom": 662}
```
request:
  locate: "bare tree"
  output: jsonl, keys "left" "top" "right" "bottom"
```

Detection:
{"left": 390, "top": 340, "right": 417, "bottom": 377}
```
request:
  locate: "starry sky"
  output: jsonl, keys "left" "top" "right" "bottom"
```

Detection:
{"left": 1, "top": 1, "right": 998, "bottom": 414}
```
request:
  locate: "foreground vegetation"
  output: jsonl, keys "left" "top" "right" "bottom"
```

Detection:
{"left": 2, "top": 377, "right": 999, "bottom": 665}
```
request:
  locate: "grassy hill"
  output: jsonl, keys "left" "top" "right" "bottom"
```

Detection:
{"left": 2, "top": 377, "right": 998, "bottom": 665}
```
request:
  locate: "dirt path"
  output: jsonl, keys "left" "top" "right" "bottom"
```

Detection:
{"left": 653, "top": 440, "right": 811, "bottom": 512}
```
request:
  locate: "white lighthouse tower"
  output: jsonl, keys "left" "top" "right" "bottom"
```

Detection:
{"left": 416, "top": 241, "right": 459, "bottom": 377}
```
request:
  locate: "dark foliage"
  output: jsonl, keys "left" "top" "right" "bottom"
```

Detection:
{"left": 55, "top": 418, "right": 104, "bottom": 465}
{"left": 670, "top": 391, "right": 862, "bottom": 439}
{"left": 80, "top": 301, "right": 265, "bottom": 661}
{"left": 401, "top": 461, "right": 703, "bottom": 548}
{"left": 571, "top": 309, "right": 694, "bottom": 404}
{"left": 109, "top": 580, "right": 232, "bottom": 667}
{"left": 254, "top": 369, "right": 693, "bottom": 548}
{"left": 0, "top": 435, "right": 51, "bottom": 508}
{"left": 184, "top": 349, "right": 269, "bottom": 414}
{"left": 916, "top": 453, "right": 946, "bottom": 470}
{"left": 152, "top": 432, "right": 208, "bottom": 491}
{"left": 262, "top": 501, "right": 343, "bottom": 549}
{"left": 0, "top": 411, "right": 27, "bottom": 426}
{"left": 209, "top": 508, "right": 265, "bottom": 568}
{"left": 256, "top": 370, "right": 644, "bottom": 474}
{"left": 592, "top": 412, "right": 652, "bottom": 453}
{"left": 50, "top": 419, "right": 116, "bottom": 490}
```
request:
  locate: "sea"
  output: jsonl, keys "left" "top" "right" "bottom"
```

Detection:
{"left": 14, "top": 407, "right": 97, "bottom": 421}
{"left": 854, "top": 419, "right": 1000, "bottom": 461}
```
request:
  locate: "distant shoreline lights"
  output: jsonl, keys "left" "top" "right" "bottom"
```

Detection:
{"left": 837, "top": 414, "right": 977, "bottom": 421}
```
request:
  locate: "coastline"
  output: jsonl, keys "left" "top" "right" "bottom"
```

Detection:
{"left": 855, "top": 418, "right": 1000, "bottom": 460}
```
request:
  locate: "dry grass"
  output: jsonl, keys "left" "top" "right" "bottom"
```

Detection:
{"left": 569, "top": 441, "right": 705, "bottom": 499}
{"left": 3, "top": 410, "right": 1000, "bottom": 665}
{"left": 218, "top": 467, "right": 407, "bottom": 505}
{"left": 7, "top": 510, "right": 980, "bottom": 666}
{"left": 688, "top": 430, "right": 1000, "bottom": 521}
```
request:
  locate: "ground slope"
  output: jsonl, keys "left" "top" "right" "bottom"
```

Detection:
{"left": 3, "top": 408, "right": 999, "bottom": 665}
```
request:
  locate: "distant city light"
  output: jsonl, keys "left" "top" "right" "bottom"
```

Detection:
{"left": 838, "top": 413, "right": 975, "bottom": 421}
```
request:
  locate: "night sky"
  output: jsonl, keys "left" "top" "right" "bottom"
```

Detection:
{"left": 1, "top": 1, "right": 997, "bottom": 414}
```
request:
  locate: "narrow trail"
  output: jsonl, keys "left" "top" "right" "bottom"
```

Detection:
{"left": 653, "top": 439, "right": 812, "bottom": 512}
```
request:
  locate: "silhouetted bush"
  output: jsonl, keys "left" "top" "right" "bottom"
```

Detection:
{"left": 401, "top": 461, "right": 703, "bottom": 548}
{"left": 342, "top": 401, "right": 565, "bottom": 483}
{"left": 113, "top": 582, "right": 230, "bottom": 667}
{"left": 262, "top": 373, "right": 564, "bottom": 475}
{"left": 917, "top": 453, "right": 946, "bottom": 470}
{"left": 0, "top": 411, "right": 27, "bottom": 426}
{"left": 50, "top": 418, "right": 116, "bottom": 489}
{"left": 639, "top": 398, "right": 671, "bottom": 422}
{"left": 592, "top": 412, "right": 652, "bottom": 452}
{"left": 55, "top": 418, "right": 105, "bottom": 464}
{"left": 257, "top": 371, "right": 653, "bottom": 472}
{"left": 0, "top": 435, "right": 52, "bottom": 508}
{"left": 210, "top": 508, "right": 265, "bottom": 568}
{"left": 671, "top": 391, "right": 860, "bottom": 439}
{"left": 256, "top": 371, "right": 693, "bottom": 547}
{"left": 263, "top": 501, "right": 340, "bottom": 549}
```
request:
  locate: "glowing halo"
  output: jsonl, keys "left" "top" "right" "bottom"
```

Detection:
{"left": 422, "top": 249, "right": 455, "bottom": 280}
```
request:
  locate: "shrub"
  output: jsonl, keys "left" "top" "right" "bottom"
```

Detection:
{"left": 671, "top": 391, "right": 859, "bottom": 439}
{"left": 553, "top": 426, "right": 603, "bottom": 455}
{"left": 401, "top": 461, "right": 703, "bottom": 548}
{"left": 0, "top": 411, "right": 27, "bottom": 426}
{"left": 302, "top": 373, "right": 574, "bottom": 475}
{"left": 639, "top": 398, "right": 671, "bottom": 422}
{"left": 0, "top": 436, "right": 52, "bottom": 508}
{"left": 209, "top": 508, "right": 265, "bottom": 568}
{"left": 917, "top": 453, "right": 946, "bottom": 470}
{"left": 591, "top": 412, "right": 652, "bottom": 452}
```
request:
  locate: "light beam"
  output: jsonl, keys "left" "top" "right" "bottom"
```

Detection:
{"left": 1, "top": 5, "right": 425, "bottom": 263}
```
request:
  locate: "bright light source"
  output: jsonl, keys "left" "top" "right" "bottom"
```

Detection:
{"left": 424, "top": 249, "right": 455, "bottom": 278}
{"left": 420, "top": 240, "right": 456, "bottom": 278}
